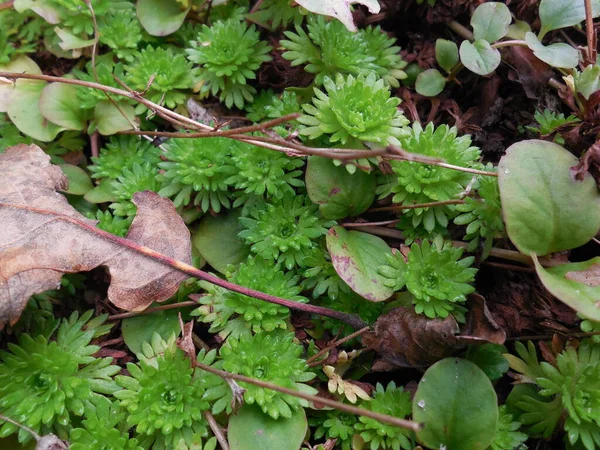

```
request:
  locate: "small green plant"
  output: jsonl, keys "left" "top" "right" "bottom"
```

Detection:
{"left": 110, "top": 162, "right": 162, "bottom": 217}
{"left": 220, "top": 331, "right": 317, "bottom": 419}
{"left": 525, "top": 109, "right": 580, "bottom": 145}
{"left": 115, "top": 335, "right": 215, "bottom": 450}
{"left": 281, "top": 16, "right": 407, "bottom": 87}
{"left": 239, "top": 194, "right": 336, "bottom": 269}
{"left": 186, "top": 18, "right": 272, "bottom": 109}
{"left": 125, "top": 46, "right": 196, "bottom": 112}
{"left": 379, "top": 239, "right": 477, "bottom": 318}
{"left": 377, "top": 122, "right": 481, "bottom": 231}
{"left": 489, "top": 405, "right": 527, "bottom": 450}
{"left": 0, "top": 311, "right": 119, "bottom": 443}
{"left": 355, "top": 382, "right": 414, "bottom": 450}
{"left": 192, "top": 256, "right": 307, "bottom": 338}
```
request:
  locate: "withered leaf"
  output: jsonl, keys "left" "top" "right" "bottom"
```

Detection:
{"left": 362, "top": 306, "right": 462, "bottom": 369}
{"left": 565, "top": 263, "right": 600, "bottom": 286}
{"left": 456, "top": 294, "right": 507, "bottom": 345}
{"left": 0, "top": 144, "right": 191, "bottom": 329}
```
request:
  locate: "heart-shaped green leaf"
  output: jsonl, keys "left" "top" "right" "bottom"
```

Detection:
{"left": 533, "top": 255, "right": 600, "bottom": 321}
{"left": 539, "top": 0, "right": 600, "bottom": 38}
{"left": 459, "top": 39, "right": 501, "bottom": 76}
{"left": 525, "top": 32, "right": 579, "bottom": 69}
{"left": 498, "top": 140, "right": 600, "bottom": 256}
{"left": 415, "top": 69, "right": 447, "bottom": 97}
{"left": 94, "top": 100, "right": 138, "bottom": 135}
{"left": 413, "top": 358, "right": 498, "bottom": 450}
{"left": 435, "top": 39, "right": 459, "bottom": 73}
{"left": 39, "top": 82, "right": 87, "bottom": 130}
{"left": 192, "top": 209, "right": 250, "bottom": 274}
{"left": 306, "top": 156, "right": 376, "bottom": 220}
{"left": 326, "top": 226, "right": 394, "bottom": 302}
{"left": 228, "top": 404, "right": 307, "bottom": 450}
{"left": 471, "top": 2, "right": 512, "bottom": 43}
{"left": 59, "top": 164, "right": 93, "bottom": 195}
{"left": 137, "top": 0, "right": 190, "bottom": 36}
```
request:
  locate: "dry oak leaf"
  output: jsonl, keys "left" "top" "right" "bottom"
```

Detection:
{"left": 0, "top": 144, "right": 191, "bottom": 329}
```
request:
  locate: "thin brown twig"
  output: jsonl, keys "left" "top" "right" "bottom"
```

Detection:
{"left": 340, "top": 219, "right": 402, "bottom": 227}
{"left": 0, "top": 414, "right": 41, "bottom": 441}
{"left": 108, "top": 300, "right": 199, "bottom": 321}
{"left": 368, "top": 199, "right": 466, "bottom": 213}
{"left": 506, "top": 330, "right": 600, "bottom": 341}
{"left": 585, "top": 0, "right": 598, "bottom": 65}
{"left": 0, "top": 1, "right": 14, "bottom": 11}
{"left": 204, "top": 411, "right": 229, "bottom": 450}
{"left": 306, "top": 326, "right": 371, "bottom": 366}
{"left": 194, "top": 361, "right": 422, "bottom": 432}
{"left": 0, "top": 201, "right": 366, "bottom": 330}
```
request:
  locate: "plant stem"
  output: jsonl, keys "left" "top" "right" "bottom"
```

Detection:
{"left": 368, "top": 199, "right": 466, "bottom": 213}
{"left": 585, "top": 0, "right": 598, "bottom": 65}
{"left": 204, "top": 411, "right": 229, "bottom": 450}
{"left": 0, "top": 1, "right": 13, "bottom": 11}
{"left": 306, "top": 326, "right": 371, "bottom": 366}
{"left": 447, "top": 20, "right": 474, "bottom": 41}
{"left": 194, "top": 361, "right": 422, "bottom": 432}
{"left": 0, "top": 202, "right": 367, "bottom": 330}
{"left": 108, "top": 300, "right": 199, "bottom": 320}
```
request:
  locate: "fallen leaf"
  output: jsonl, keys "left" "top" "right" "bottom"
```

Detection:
{"left": 457, "top": 294, "right": 507, "bottom": 345}
{"left": 362, "top": 306, "right": 462, "bottom": 369}
{"left": 177, "top": 313, "right": 196, "bottom": 363}
{"left": 0, "top": 144, "right": 191, "bottom": 329}
{"left": 295, "top": 0, "right": 380, "bottom": 32}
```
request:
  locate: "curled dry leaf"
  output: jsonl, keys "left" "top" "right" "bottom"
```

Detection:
{"left": 362, "top": 306, "right": 462, "bottom": 369}
{"left": 364, "top": 295, "right": 505, "bottom": 369}
{"left": 0, "top": 144, "right": 191, "bottom": 329}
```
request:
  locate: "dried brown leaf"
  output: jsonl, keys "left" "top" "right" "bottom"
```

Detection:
{"left": 0, "top": 144, "right": 191, "bottom": 329}
{"left": 457, "top": 293, "right": 506, "bottom": 345}
{"left": 177, "top": 313, "right": 196, "bottom": 363}
{"left": 362, "top": 306, "right": 462, "bottom": 369}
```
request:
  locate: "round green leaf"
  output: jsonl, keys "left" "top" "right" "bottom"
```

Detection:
{"left": 498, "top": 140, "right": 600, "bottom": 256}
{"left": 84, "top": 179, "right": 118, "bottom": 204}
{"left": 415, "top": 69, "right": 447, "bottom": 97}
{"left": 39, "top": 82, "right": 87, "bottom": 130}
{"left": 459, "top": 39, "right": 501, "bottom": 76}
{"left": 435, "top": 39, "right": 459, "bottom": 73}
{"left": 413, "top": 358, "right": 499, "bottom": 450}
{"left": 94, "top": 100, "right": 138, "bottom": 135}
{"left": 539, "top": 0, "right": 600, "bottom": 38}
{"left": 306, "top": 156, "right": 376, "bottom": 220}
{"left": 7, "top": 80, "right": 64, "bottom": 142}
{"left": 137, "top": 0, "right": 190, "bottom": 36}
{"left": 533, "top": 255, "right": 600, "bottom": 321}
{"left": 59, "top": 164, "right": 93, "bottom": 195}
{"left": 525, "top": 32, "right": 579, "bottom": 69}
{"left": 122, "top": 308, "right": 181, "bottom": 359}
{"left": 193, "top": 209, "right": 250, "bottom": 274}
{"left": 471, "top": 2, "right": 512, "bottom": 43}
{"left": 326, "top": 226, "right": 394, "bottom": 302}
{"left": 0, "top": 56, "right": 42, "bottom": 113}
{"left": 228, "top": 404, "right": 307, "bottom": 450}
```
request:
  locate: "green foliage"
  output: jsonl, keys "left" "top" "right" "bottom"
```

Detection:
{"left": 488, "top": 405, "right": 527, "bottom": 450}
{"left": 239, "top": 194, "right": 336, "bottom": 270}
{"left": 301, "top": 247, "right": 351, "bottom": 300}
{"left": 507, "top": 339, "right": 600, "bottom": 449}
{"left": 454, "top": 166, "right": 505, "bottom": 257}
{"left": 0, "top": 114, "right": 33, "bottom": 149}
{"left": 355, "top": 382, "right": 413, "bottom": 450}
{"left": 157, "top": 136, "right": 236, "bottom": 211}
{"left": 186, "top": 18, "right": 272, "bottom": 109}
{"left": 220, "top": 331, "right": 317, "bottom": 419}
{"left": 250, "top": 0, "right": 306, "bottom": 29}
{"left": 227, "top": 141, "right": 305, "bottom": 204}
{"left": 98, "top": 7, "right": 144, "bottom": 62}
{"left": 312, "top": 410, "right": 358, "bottom": 450}
{"left": 90, "top": 135, "right": 162, "bottom": 182}
{"left": 318, "top": 290, "right": 385, "bottom": 336}
{"left": 74, "top": 58, "right": 131, "bottom": 110}
{"left": 299, "top": 73, "right": 409, "bottom": 148}
{"left": 525, "top": 109, "right": 580, "bottom": 144}
{"left": 110, "top": 162, "right": 162, "bottom": 217}
{"left": 377, "top": 122, "right": 481, "bottom": 231}
{"left": 69, "top": 397, "right": 142, "bottom": 450}
{"left": 281, "top": 16, "right": 407, "bottom": 87}
{"left": 87, "top": 209, "right": 132, "bottom": 237}
{"left": 466, "top": 343, "right": 510, "bottom": 382}
{"left": 0, "top": 311, "right": 119, "bottom": 443}
{"left": 192, "top": 257, "right": 307, "bottom": 338}
{"left": 0, "top": 9, "right": 46, "bottom": 64}
{"left": 115, "top": 336, "right": 213, "bottom": 450}
{"left": 125, "top": 45, "right": 196, "bottom": 111}
{"left": 379, "top": 239, "right": 477, "bottom": 318}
